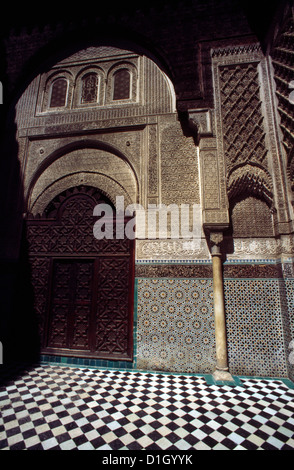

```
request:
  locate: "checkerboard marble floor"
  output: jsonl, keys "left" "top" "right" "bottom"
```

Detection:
{"left": 0, "top": 364, "right": 294, "bottom": 450}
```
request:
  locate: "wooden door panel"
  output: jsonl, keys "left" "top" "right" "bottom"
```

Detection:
{"left": 47, "top": 260, "right": 72, "bottom": 349}
{"left": 26, "top": 186, "right": 134, "bottom": 361}
{"left": 47, "top": 259, "right": 94, "bottom": 351}
{"left": 95, "top": 257, "right": 132, "bottom": 359}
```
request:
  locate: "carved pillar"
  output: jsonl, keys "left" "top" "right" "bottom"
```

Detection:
{"left": 188, "top": 109, "right": 232, "bottom": 380}
{"left": 187, "top": 109, "right": 233, "bottom": 380}
{"left": 188, "top": 109, "right": 230, "bottom": 232}
{"left": 210, "top": 232, "right": 233, "bottom": 382}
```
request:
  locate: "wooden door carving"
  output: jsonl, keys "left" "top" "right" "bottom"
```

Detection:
{"left": 26, "top": 186, "right": 134, "bottom": 361}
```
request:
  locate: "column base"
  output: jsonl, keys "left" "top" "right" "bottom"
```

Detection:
{"left": 213, "top": 369, "right": 234, "bottom": 383}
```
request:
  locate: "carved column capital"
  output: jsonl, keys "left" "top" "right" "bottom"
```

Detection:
{"left": 210, "top": 231, "right": 223, "bottom": 247}
{"left": 188, "top": 108, "right": 213, "bottom": 143}
{"left": 209, "top": 231, "right": 224, "bottom": 256}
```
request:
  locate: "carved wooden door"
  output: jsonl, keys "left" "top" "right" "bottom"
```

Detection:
{"left": 47, "top": 259, "right": 95, "bottom": 351}
{"left": 27, "top": 186, "right": 134, "bottom": 361}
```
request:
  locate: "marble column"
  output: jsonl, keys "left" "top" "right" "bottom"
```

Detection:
{"left": 210, "top": 233, "right": 234, "bottom": 382}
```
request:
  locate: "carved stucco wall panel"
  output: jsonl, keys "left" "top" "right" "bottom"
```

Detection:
{"left": 270, "top": 11, "right": 294, "bottom": 192}
{"left": 30, "top": 172, "right": 133, "bottom": 216}
{"left": 22, "top": 129, "right": 143, "bottom": 194}
{"left": 225, "top": 235, "right": 294, "bottom": 261}
{"left": 188, "top": 110, "right": 230, "bottom": 231}
{"left": 212, "top": 43, "right": 293, "bottom": 235}
{"left": 136, "top": 239, "right": 210, "bottom": 261}
{"left": 28, "top": 148, "right": 138, "bottom": 214}
{"left": 160, "top": 121, "right": 200, "bottom": 207}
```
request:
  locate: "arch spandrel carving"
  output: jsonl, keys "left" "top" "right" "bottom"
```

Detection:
{"left": 27, "top": 147, "right": 138, "bottom": 215}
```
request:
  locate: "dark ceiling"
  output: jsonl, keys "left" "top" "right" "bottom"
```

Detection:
{"left": 1, "top": 0, "right": 282, "bottom": 40}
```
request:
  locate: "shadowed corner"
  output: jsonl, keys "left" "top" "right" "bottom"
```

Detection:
{"left": 0, "top": 99, "right": 41, "bottom": 386}
{"left": 0, "top": 216, "right": 41, "bottom": 387}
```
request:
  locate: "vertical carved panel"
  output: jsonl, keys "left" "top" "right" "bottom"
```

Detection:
{"left": 202, "top": 151, "right": 220, "bottom": 209}
{"left": 47, "top": 260, "right": 71, "bottom": 349}
{"left": 148, "top": 125, "right": 158, "bottom": 197}
{"left": 96, "top": 257, "right": 131, "bottom": 358}
{"left": 160, "top": 123, "right": 199, "bottom": 205}
{"left": 219, "top": 62, "right": 268, "bottom": 173}
{"left": 211, "top": 45, "right": 275, "bottom": 231}
{"left": 71, "top": 261, "right": 94, "bottom": 350}
{"left": 30, "top": 257, "right": 50, "bottom": 342}
{"left": 271, "top": 14, "right": 294, "bottom": 187}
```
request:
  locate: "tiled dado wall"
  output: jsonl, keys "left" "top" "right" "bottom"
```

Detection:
{"left": 284, "top": 264, "right": 294, "bottom": 382}
{"left": 136, "top": 277, "right": 216, "bottom": 374}
{"left": 135, "top": 262, "right": 294, "bottom": 378}
{"left": 224, "top": 262, "right": 294, "bottom": 380}
{"left": 225, "top": 278, "right": 287, "bottom": 378}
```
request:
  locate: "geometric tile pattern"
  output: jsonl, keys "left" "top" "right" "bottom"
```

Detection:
{"left": 224, "top": 279, "right": 288, "bottom": 378}
{"left": 284, "top": 279, "right": 294, "bottom": 381}
{"left": 136, "top": 279, "right": 216, "bottom": 374}
{"left": 1, "top": 365, "right": 294, "bottom": 450}
{"left": 285, "top": 279, "right": 294, "bottom": 340}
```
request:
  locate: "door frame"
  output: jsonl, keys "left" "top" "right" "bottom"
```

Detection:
{"left": 42, "top": 247, "right": 135, "bottom": 361}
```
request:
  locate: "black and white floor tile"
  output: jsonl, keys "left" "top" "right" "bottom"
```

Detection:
{"left": 0, "top": 364, "right": 294, "bottom": 450}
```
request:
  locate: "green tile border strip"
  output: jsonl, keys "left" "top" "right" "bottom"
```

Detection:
{"left": 39, "top": 355, "right": 134, "bottom": 371}
{"left": 282, "top": 378, "right": 294, "bottom": 389}
{"left": 39, "top": 355, "right": 235, "bottom": 386}
{"left": 39, "top": 355, "right": 294, "bottom": 389}
{"left": 238, "top": 375, "right": 294, "bottom": 390}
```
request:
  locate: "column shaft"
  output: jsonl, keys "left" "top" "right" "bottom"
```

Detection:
{"left": 212, "top": 251, "right": 228, "bottom": 372}
{"left": 211, "top": 246, "right": 233, "bottom": 382}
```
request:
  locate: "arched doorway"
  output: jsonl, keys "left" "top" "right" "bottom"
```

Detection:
{"left": 26, "top": 185, "right": 134, "bottom": 362}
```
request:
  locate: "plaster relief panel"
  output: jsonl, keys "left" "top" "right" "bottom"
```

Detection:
{"left": 28, "top": 147, "right": 138, "bottom": 214}
{"left": 160, "top": 121, "right": 200, "bottom": 206}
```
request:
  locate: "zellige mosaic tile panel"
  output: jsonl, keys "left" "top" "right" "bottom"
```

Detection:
{"left": 136, "top": 278, "right": 216, "bottom": 374}
{"left": 224, "top": 279, "right": 287, "bottom": 378}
